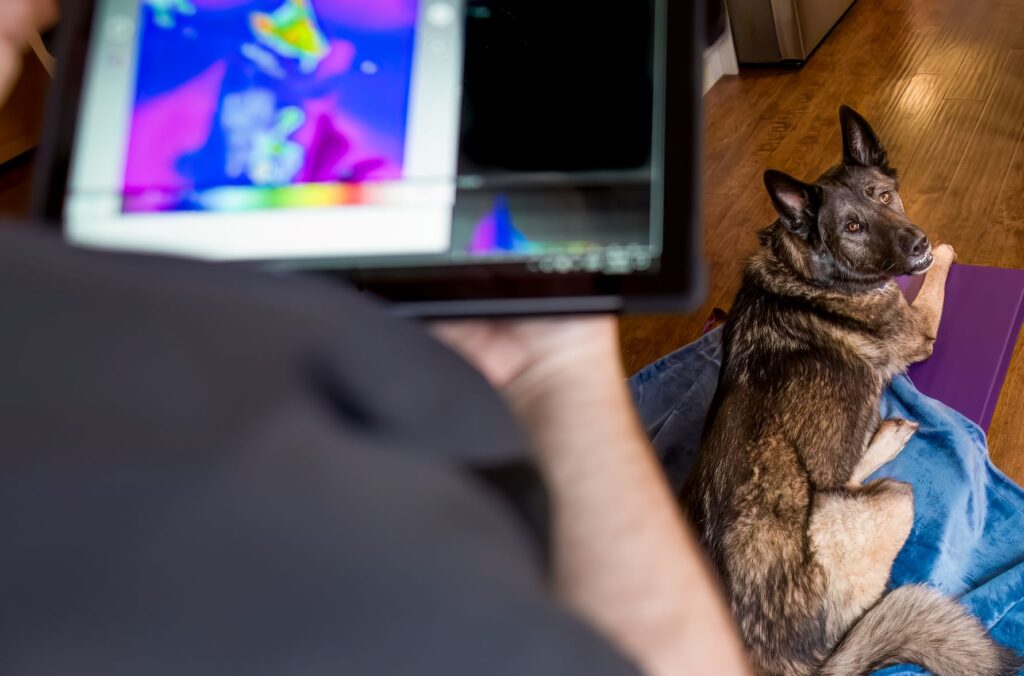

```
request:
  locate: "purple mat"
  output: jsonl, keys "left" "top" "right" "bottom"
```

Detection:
{"left": 897, "top": 265, "right": 1024, "bottom": 432}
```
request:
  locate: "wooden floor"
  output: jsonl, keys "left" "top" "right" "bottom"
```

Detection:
{"left": 620, "top": 0, "right": 1024, "bottom": 483}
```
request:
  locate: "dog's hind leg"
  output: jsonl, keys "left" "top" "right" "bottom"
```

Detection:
{"left": 847, "top": 419, "right": 919, "bottom": 487}
{"left": 810, "top": 480, "right": 915, "bottom": 645}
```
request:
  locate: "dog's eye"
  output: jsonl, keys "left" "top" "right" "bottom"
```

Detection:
{"left": 880, "top": 191, "right": 892, "bottom": 205}
{"left": 846, "top": 222, "right": 862, "bottom": 233}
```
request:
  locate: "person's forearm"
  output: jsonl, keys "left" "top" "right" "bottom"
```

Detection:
{"left": 506, "top": 346, "right": 751, "bottom": 676}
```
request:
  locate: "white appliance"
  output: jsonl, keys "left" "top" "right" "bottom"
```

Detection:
{"left": 726, "top": 0, "right": 857, "bottom": 64}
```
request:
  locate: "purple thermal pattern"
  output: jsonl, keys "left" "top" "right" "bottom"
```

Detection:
{"left": 123, "top": 0, "right": 420, "bottom": 211}
{"left": 124, "top": 62, "right": 227, "bottom": 194}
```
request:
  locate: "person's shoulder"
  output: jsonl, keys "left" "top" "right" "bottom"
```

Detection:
{"left": 0, "top": 226, "right": 527, "bottom": 466}
{"left": 0, "top": 225, "right": 375, "bottom": 324}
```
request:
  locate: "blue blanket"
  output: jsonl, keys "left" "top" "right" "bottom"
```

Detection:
{"left": 629, "top": 329, "right": 1024, "bottom": 674}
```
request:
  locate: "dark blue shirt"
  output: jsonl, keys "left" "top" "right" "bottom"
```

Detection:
{"left": 0, "top": 228, "right": 638, "bottom": 676}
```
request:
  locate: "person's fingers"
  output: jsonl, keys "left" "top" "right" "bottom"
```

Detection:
{"left": 0, "top": 0, "right": 58, "bottom": 106}
{"left": 0, "top": 0, "right": 46, "bottom": 43}
{"left": 36, "top": 0, "right": 60, "bottom": 37}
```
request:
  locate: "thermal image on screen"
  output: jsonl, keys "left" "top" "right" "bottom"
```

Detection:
{"left": 124, "top": 0, "right": 419, "bottom": 213}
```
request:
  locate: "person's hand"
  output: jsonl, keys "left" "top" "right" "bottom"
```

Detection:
{"left": 433, "top": 316, "right": 623, "bottom": 402}
{"left": 0, "top": 0, "right": 59, "bottom": 105}
{"left": 434, "top": 316, "right": 630, "bottom": 465}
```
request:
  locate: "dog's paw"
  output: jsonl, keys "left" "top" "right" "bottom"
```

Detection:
{"left": 933, "top": 243, "right": 957, "bottom": 267}
{"left": 878, "top": 418, "right": 919, "bottom": 450}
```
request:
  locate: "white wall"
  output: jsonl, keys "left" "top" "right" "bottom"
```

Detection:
{"left": 703, "top": 13, "right": 739, "bottom": 94}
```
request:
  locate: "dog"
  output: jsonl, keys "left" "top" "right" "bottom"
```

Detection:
{"left": 682, "top": 106, "right": 1022, "bottom": 676}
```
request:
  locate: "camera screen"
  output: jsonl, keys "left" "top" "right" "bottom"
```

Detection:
{"left": 66, "top": 0, "right": 666, "bottom": 277}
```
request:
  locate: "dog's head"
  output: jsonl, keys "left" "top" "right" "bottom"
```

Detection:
{"left": 762, "top": 106, "right": 932, "bottom": 288}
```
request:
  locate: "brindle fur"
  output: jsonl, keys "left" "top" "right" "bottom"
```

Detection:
{"left": 683, "top": 107, "right": 1022, "bottom": 676}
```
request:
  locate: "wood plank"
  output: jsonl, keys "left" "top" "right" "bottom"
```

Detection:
{"left": 933, "top": 50, "right": 1024, "bottom": 247}
{"left": 901, "top": 99, "right": 985, "bottom": 198}
{"left": 990, "top": 336, "right": 1024, "bottom": 482}
{"left": 916, "top": 0, "right": 986, "bottom": 75}
{"left": 873, "top": 73, "right": 949, "bottom": 170}
{"left": 899, "top": 98, "right": 985, "bottom": 227}
{"left": 980, "top": 125, "right": 1024, "bottom": 473}
{"left": 945, "top": 3, "right": 1019, "bottom": 101}
{"left": 703, "top": 74, "right": 788, "bottom": 179}
{"left": 986, "top": 122, "right": 1024, "bottom": 269}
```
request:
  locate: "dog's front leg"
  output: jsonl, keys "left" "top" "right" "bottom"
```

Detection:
{"left": 907, "top": 244, "right": 957, "bottom": 363}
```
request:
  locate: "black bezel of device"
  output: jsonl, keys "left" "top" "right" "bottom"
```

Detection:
{"left": 33, "top": 0, "right": 705, "bottom": 318}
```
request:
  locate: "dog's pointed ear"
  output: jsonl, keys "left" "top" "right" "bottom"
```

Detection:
{"left": 764, "top": 169, "right": 818, "bottom": 238}
{"left": 840, "top": 105, "right": 889, "bottom": 169}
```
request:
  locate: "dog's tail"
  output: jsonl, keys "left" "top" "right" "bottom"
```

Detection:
{"left": 819, "top": 585, "right": 1022, "bottom": 676}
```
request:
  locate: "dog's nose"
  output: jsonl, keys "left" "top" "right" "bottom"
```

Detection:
{"left": 901, "top": 231, "right": 930, "bottom": 257}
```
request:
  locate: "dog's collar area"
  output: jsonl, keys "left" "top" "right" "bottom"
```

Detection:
{"left": 762, "top": 228, "right": 894, "bottom": 296}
